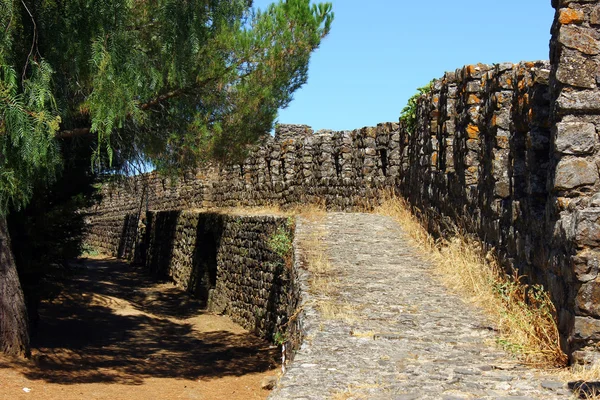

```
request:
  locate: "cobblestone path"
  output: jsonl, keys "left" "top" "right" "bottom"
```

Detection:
{"left": 270, "top": 213, "right": 573, "bottom": 400}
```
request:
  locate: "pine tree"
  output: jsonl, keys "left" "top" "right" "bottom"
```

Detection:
{"left": 0, "top": 0, "right": 333, "bottom": 357}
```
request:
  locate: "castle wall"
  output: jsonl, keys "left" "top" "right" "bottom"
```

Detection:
{"left": 548, "top": 0, "right": 600, "bottom": 362}
{"left": 83, "top": 0, "right": 600, "bottom": 362}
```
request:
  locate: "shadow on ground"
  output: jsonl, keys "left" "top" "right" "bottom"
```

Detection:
{"left": 7, "top": 258, "right": 277, "bottom": 385}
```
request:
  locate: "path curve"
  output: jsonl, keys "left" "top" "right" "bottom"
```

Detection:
{"left": 271, "top": 213, "right": 572, "bottom": 400}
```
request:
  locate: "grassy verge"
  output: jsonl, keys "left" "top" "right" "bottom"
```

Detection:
{"left": 375, "top": 193, "right": 568, "bottom": 368}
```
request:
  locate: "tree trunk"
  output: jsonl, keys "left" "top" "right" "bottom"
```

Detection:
{"left": 0, "top": 215, "right": 30, "bottom": 358}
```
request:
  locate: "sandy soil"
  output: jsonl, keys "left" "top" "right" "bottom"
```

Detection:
{"left": 0, "top": 257, "right": 279, "bottom": 400}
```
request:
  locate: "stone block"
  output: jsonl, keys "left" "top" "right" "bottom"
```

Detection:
{"left": 593, "top": 5, "right": 600, "bottom": 25}
{"left": 576, "top": 209, "right": 600, "bottom": 247}
{"left": 554, "top": 122, "right": 598, "bottom": 155}
{"left": 558, "top": 25, "right": 600, "bottom": 55}
{"left": 554, "top": 158, "right": 599, "bottom": 190}
{"left": 559, "top": 8, "right": 585, "bottom": 25}
{"left": 574, "top": 316, "right": 600, "bottom": 341}
{"left": 556, "top": 49, "right": 598, "bottom": 88}
{"left": 577, "top": 281, "right": 600, "bottom": 318}
{"left": 574, "top": 250, "right": 600, "bottom": 283}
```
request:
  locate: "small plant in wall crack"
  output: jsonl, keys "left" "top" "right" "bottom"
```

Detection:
{"left": 400, "top": 81, "right": 433, "bottom": 135}
{"left": 273, "top": 330, "right": 287, "bottom": 346}
{"left": 269, "top": 225, "right": 293, "bottom": 261}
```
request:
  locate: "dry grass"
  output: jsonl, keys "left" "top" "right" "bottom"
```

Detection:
{"left": 300, "top": 223, "right": 337, "bottom": 295}
{"left": 565, "top": 364, "right": 600, "bottom": 383}
{"left": 288, "top": 199, "right": 327, "bottom": 221}
{"left": 375, "top": 192, "right": 568, "bottom": 368}
{"left": 350, "top": 330, "right": 378, "bottom": 339}
{"left": 561, "top": 364, "right": 600, "bottom": 399}
{"left": 220, "top": 205, "right": 286, "bottom": 216}
{"left": 317, "top": 300, "right": 358, "bottom": 322}
{"left": 297, "top": 211, "right": 358, "bottom": 322}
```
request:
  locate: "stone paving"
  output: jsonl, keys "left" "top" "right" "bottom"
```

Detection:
{"left": 269, "top": 213, "right": 574, "bottom": 400}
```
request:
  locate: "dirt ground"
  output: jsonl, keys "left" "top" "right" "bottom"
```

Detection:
{"left": 0, "top": 257, "right": 280, "bottom": 400}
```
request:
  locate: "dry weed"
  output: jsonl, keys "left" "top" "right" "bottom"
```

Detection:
{"left": 197, "top": 200, "right": 327, "bottom": 220}
{"left": 561, "top": 364, "right": 600, "bottom": 399}
{"left": 218, "top": 204, "right": 286, "bottom": 216}
{"left": 298, "top": 212, "right": 358, "bottom": 321}
{"left": 565, "top": 363, "right": 600, "bottom": 382}
{"left": 350, "top": 330, "right": 378, "bottom": 339}
{"left": 288, "top": 199, "right": 327, "bottom": 221}
{"left": 375, "top": 192, "right": 568, "bottom": 368}
{"left": 317, "top": 300, "right": 358, "bottom": 322}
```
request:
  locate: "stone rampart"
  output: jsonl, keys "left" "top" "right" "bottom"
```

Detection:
{"left": 83, "top": 0, "right": 600, "bottom": 363}
{"left": 87, "top": 210, "right": 301, "bottom": 351}
{"left": 548, "top": 0, "right": 600, "bottom": 363}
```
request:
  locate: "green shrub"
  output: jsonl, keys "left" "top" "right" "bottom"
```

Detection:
{"left": 400, "top": 82, "right": 433, "bottom": 135}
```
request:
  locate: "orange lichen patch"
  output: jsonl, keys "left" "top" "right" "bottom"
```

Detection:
{"left": 559, "top": 8, "right": 584, "bottom": 25}
{"left": 505, "top": 78, "right": 512, "bottom": 86}
{"left": 517, "top": 94, "right": 530, "bottom": 110}
{"left": 495, "top": 92, "right": 507, "bottom": 105}
{"left": 467, "top": 94, "right": 480, "bottom": 105}
{"left": 433, "top": 95, "right": 440, "bottom": 106}
{"left": 524, "top": 61, "right": 536, "bottom": 68}
{"left": 365, "top": 127, "right": 377, "bottom": 138}
{"left": 467, "top": 166, "right": 478, "bottom": 174}
{"left": 466, "top": 65, "right": 477, "bottom": 75}
{"left": 431, "top": 152, "right": 438, "bottom": 166}
{"left": 492, "top": 115, "right": 498, "bottom": 127}
{"left": 557, "top": 197, "right": 571, "bottom": 210}
{"left": 466, "top": 124, "right": 480, "bottom": 138}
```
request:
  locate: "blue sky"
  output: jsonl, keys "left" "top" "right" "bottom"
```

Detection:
{"left": 252, "top": 0, "right": 555, "bottom": 131}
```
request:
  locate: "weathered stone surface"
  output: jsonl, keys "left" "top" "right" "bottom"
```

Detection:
{"left": 574, "top": 250, "right": 600, "bottom": 282}
{"left": 592, "top": 5, "right": 600, "bottom": 25}
{"left": 554, "top": 122, "right": 598, "bottom": 154}
{"left": 574, "top": 316, "right": 600, "bottom": 340}
{"left": 141, "top": 211, "right": 301, "bottom": 351}
{"left": 556, "top": 89, "right": 600, "bottom": 111}
{"left": 554, "top": 158, "right": 598, "bottom": 190}
{"left": 558, "top": 25, "right": 600, "bottom": 55}
{"left": 556, "top": 50, "right": 598, "bottom": 88}
{"left": 575, "top": 209, "right": 600, "bottom": 247}
{"left": 270, "top": 214, "right": 571, "bottom": 400}
{"left": 551, "top": 0, "right": 600, "bottom": 362}
{"left": 576, "top": 282, "right": 600, "bottom": 318}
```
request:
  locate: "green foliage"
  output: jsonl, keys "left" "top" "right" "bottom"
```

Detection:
{"left": 0, "top": 0, "right": 334, "bottom": 211}
{"left": 269, "top": 226, "right": 293, "bottom": 259}
{"left": 0, "top": 50, "right": 62, "bottom": 214}
{"left": 81, "top": 245, "right": 100, "bottom": 258}
{"left": 399, "top": 81, "right": 433, "bottom": 136}
{"left": 273, "top": 330, "right": 287, "bottom": 346}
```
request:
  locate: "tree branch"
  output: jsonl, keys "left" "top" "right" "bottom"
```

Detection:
{"left": 56, "top": 68, "right": 238, "bottom": 139}
{"left": 56, "top": 127, "right": 91, "bottom": 139}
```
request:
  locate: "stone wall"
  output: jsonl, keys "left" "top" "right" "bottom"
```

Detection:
{"left": 83, "top": 0, "right": 600, "bottom": 362}
{"left": 548, "top": 0, "right": 600, "bottom": 363}
{"left": 121, "top": 210, "right": 300, "bottom": 348}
